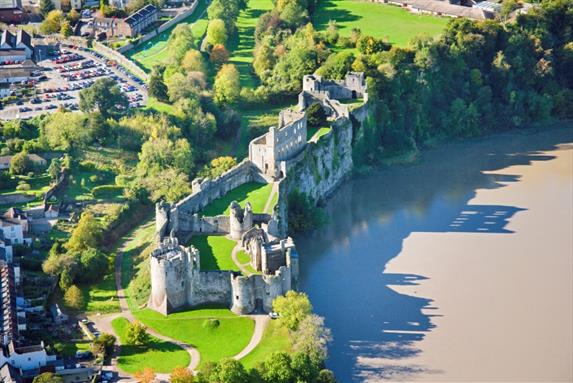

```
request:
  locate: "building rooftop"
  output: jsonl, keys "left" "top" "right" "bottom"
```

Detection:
{"left": 0, "top": 0, "right": 22, "bottom": 10}
{"left": 124, "top": 4, "right": 157, "bottom": 26}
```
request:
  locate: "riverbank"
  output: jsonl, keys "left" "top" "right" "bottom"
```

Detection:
{"left": 296, "top": 126, "right": 573, "bottom": 382}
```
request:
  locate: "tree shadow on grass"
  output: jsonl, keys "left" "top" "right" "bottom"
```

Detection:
{"left": 312, "top": 0, "right": 361, "bottom": 31}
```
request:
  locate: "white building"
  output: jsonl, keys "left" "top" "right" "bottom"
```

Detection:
{"left": 0, "top": 30, "right": 33, "bottom": 64}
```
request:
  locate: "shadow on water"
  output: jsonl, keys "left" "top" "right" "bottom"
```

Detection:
{"left": 295, "top": 128, "right": 573, "bottom": 382}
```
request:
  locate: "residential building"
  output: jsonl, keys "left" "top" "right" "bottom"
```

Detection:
{"left": 93, "top": 4, "right": 158, "bottom": 38}
{"left": 0, "top": 154, "right": 47, "bottom": 170}
{"left": 0, "top": 30, "right": 33, "bottom": 64}
{"left": 0, "top": 0, "right": 24, "bottom": 24}
{"left": 0, "top": 67, "right": 33, "bottom": 84}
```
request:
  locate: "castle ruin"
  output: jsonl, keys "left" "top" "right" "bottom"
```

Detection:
{"left": 148, "top": 72, "right": 367, "bottom": 316}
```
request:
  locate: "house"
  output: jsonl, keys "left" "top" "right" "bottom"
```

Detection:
{"left": 3, "top": 208, "right": 29, "bottom": 235}
{"left": 386, "top": 0, "right": 491, "bottom": 20}
{"left": 49, "top": 304, "right": 67, "bottom": 325}
{"left": 0, "top": 30, "right": 33, "bottom": 64}
{"left": 0, "top": 0, "right": 24, "bottom": 24}
{"left": 0, "top": 67, "right": 33, "bottom": 84}
{"left": 93, "top": 4, "right": 158, "bottom": 38}
{"left": 0, "top": 232, "right": 13, "bottom": 262}
{"left": 0, "top": 82, "right": 11, "bottom": 98}
{"left": 0, "top": 154, "right": 47, "bottom": 170}
{"left": 0, "top": 217, "right": 30, "bottom": 247}
{"left": 43, "top": 204, "right": 59, "bottom": 219}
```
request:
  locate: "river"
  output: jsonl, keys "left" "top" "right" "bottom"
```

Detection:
{"left": 296, "top": 127, "right": 573, "bottom": 382}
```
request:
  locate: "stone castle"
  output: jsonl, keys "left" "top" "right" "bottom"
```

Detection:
{"left": 148, "top": 72, "right": 367, "bottom": 316}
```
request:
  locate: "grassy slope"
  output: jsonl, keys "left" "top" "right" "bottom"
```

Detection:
{"left": 240, "top": 319, "right": 291, "bottom": 369}
{"left": 201, "top": 182, "right": 273, "bottom": 216}
{"left": 131, "top": 308, "right": 254, "bottom": 367}
{"left": 189, "top": 235, "right": 237, "bottom": 271}
{"left": 228, "top": 0, "right": 274, "bottom": 88}
{"left": 127, "top": 0, "right": 209, "bottom": 71}
{"left": 112, "top": 316, "right": 190, "bottom": 374}
{"left": 313, "top": 0, "right": 448, "bottom": 47}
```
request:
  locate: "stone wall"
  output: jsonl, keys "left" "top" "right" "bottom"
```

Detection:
{"left": 167, "top": 159, "right": 258, "bottom": 236}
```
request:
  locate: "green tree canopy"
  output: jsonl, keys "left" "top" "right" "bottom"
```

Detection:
{"left": 79, "top": 78, "right": 128, "bottom": 119}
{"left": 214, "top": 64, "right": 240, "bottom": 105}
{"left": 272, "top": 290, "right": 312, "bottom": 330}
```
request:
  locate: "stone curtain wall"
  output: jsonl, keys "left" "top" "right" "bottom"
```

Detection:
{"left": 169, "top": 159, "right": 257, "bottom": 235}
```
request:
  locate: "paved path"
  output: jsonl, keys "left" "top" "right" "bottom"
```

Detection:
{"left": 263, "top": 182, "right": 278, "bottom": 214}
{"left": 233, "top": 315, "right": 270, "bottom": 360}
{"left": 231, "top": 244, "right": 252, "bottom": 276}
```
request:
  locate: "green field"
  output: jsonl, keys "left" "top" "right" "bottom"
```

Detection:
{"left": 240, "top": 319, "right": 291, "bottom": 369}
{"left": 228, "top": 0, "right": 274, "bottom": 88}
{"left": 127, "top": 0, "right": 209, "bottom": 71}
{"left": 307, "top": 126, "right": 332, "bottom": 141}
{"left": 131, "top": 307, "right": 254, "bottom": 367}
{"left": 79, "top": 261, "right": 120, "bottom": 314}
{"left": 313, "top": 0, "right": 449, "bottom": 47}
{"left": 201, "top": 182, "right": 273, "bottom": 216}
{"left": 188, "top": 235, "right": 238, "bottom": 271}
{"left": 112, "top": 316, "right": 190, "bottom": 373}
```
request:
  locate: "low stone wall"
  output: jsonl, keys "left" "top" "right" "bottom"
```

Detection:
{"left": 93, "top": 41, "right": 148, "bottom": 81}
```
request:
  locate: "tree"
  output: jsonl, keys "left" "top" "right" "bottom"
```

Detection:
{"left": 206, "top": 19, "right": 228, "bottom": 46}
{"left": 93, "top": 333, "right": 116, "bottom": 358}
{"left": 126, "top": 321, "right": 151, "bottom": 346}
{"left": 166, "top": 24, "right": 196, "bottom": 63}
{"left": 166, "top": 72, "right": 204, "bottom": 102}
{"left": 59, "top": 268, "right": 73, "bottom": 291}
{"left": 9, "top": 151, "right": 31, "bottom": 175}
{"left": 78, "top": 248, "right": 108, "bottom": 283}
{"left": 292, "top": 314, "right": 332, "bottom": 361}
{"left": 214, "top": 64, "right": 240, "bottom": 105}
{"left": 170, "top": 367, "right": 194, "bottom": 383}
{"left": 33, "top": 373, "right": 64, "bottom": 383}
{"left": 306, "top": 103, "right": 326, "bottom": 127}
{"left": 317, "top": 369, "right": 337, "bottom": 383}
{"left": 60, "top": 19, "right": 72, "bottom": 37}
{"left": 42, "top": 111, "right": 90, "bottom": 151}
{"left": 291, "top": 351, "right": 320, "bottom": 383}
{"left": 134, "top": 368, "right": 155, "bottom": 383}
{"left": 68, "top": 8, "right": 80, "bottom": 24}
{"left": 48, "top": 158, "right": 61, "bottom": 181}
{"left": 181, "top": 50, "right": 207, "bottom": 74}
{"left": 214, "top": 359, "right": 249, "bottom": 383}
{"left": 40, "top": 10, "right": 65, "bottom": 34}
{"left": 199, "top": 156, "right": 236, "bottom": 179}
{"left": 66, "top": 212, "right": 101, "bottom": 252}
{"left": 210, "top": 44, "right": 230, "bottom": 67}
{"left": 39, "top": 0, "right": 55, "bottom": 17}
{"left": 260, "top": 352, "right": 294, "bottom": 383}
{"left": 142, "top": 167, "right": 192, "bottom": 203}
{"left": 148, "top": 67, "right": 169, "bottom": 102}
{"left": 272, "top": 290, "right": 312, "bottom": 330}
{"left": 79, "top": 78, "right": 128, "bottom": 118}
{"left": 64, "top": 285, "right": 84, "bottom": 310}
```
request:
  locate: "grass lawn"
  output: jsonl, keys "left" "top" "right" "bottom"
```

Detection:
{"left": 228, "top": 0, "right": 274, "bottom": 88}
{"left": 80, "top": 255, "right": 120, "bottom": 314}
{"left": 307, "top": 126, "right": 332, "bottom": 141}
{"left": 112, "top": 316, "right": 190, "bottom": 374}
{"left": 0, "top": 173, "right": 51, "bottom": 198}
{"left": 131, "top": 307, "right": 254, "bottom": 367}
{"left": 201, "top": 182, "right": 273, "bottom": 216}
{"left": 313, "top": 0, "right": 449, "bottom": 47}
{"left": 236, "top": 250, "right": 250, "bottom": 265}
{"left": 240, "top": 319, "right": 291, "bottom": 369}
{"left": 127, "top": 0, "right": 209, "bottom": 71}
{"left": 58, "top": 341, "right": 92, "bottom": 357}
{"left": 188, "top": 235, "right": 238, "bottom": 271}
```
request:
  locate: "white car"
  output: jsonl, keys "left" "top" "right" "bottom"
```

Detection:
{"left": 269, "top": 312, "right": 280, "bottom": 319}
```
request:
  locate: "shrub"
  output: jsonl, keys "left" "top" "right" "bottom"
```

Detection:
{"left": 202, "top": 318, "right": 220, "bottom": 329}
{"left": 92, "top": 185, "right": 124, "bottom": 199}
{"left": 16, "top": 182, "right": 31, "bottom": 191}
{"left": 89, "top": 175, "right": 99, "bottom": 183}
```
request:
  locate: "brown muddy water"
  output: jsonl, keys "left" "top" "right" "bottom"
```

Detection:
{"left": 296, "top": 127, "right": 573, "bottom": 382}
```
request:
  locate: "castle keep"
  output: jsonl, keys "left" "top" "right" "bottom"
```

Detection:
{"left": 148, "top": 72, "right": 367, "bottom": 316}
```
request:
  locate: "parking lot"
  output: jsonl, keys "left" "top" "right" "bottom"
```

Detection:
{"left": 0, "top": 45, "right": 148, "bottom": 120}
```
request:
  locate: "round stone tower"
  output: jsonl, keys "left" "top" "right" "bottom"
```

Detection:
{"left": 230, "top": 274, "right": 255, "bottom": 314}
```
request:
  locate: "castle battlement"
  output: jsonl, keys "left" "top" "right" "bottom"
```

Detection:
{"left": 149, "top": 72, "right": 366, "bottom": 316}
